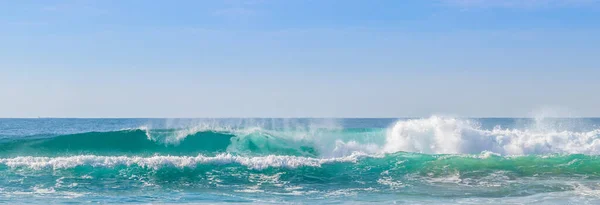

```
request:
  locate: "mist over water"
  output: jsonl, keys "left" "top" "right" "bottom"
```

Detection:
{"left": 1, "top": 117, "right": 600, "bottom": 204}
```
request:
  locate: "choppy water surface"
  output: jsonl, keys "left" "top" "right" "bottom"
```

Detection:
{"left": 1, "top": 117, "right": 600, "bottom": 204}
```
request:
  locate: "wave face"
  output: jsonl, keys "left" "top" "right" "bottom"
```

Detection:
{"left": 1, "top": 117, "right": 600, "bottom": 204}
{"left": 0, "top": 129, "right": 322, "bottom": 157}
{"left": 0, "top": 127, "right": 383, "bottom": 157}
{"left": 3, "top": 116, "right": 598, "bottom": 158}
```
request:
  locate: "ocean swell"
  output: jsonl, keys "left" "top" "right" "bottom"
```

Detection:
{"left": 0, "top": 128, "right": 320, "bottom": 157}
{"left": 1, "top": 116, "right": 599, "bottom": 158}
{"left": 2, "top": 117, "right": 600, "bottom": 203}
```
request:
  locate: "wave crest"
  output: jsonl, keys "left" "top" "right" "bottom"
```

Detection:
{"left": 3, "top": 116, "right": 600, "bottom": 157}
{"left": 384, "top": 116, "right": 600, "bottom": 155}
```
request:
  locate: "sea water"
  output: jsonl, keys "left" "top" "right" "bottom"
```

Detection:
{"left": 1, "top": 117, "right": 600, "bottom": 204}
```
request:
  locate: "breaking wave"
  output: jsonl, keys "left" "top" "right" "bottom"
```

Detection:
{"left": 384, "top": 116, "right": 600, "bottom": 155}
{"left": 1, "top": 116, "right": 599, "bottom": 158}
{"left": 2, "top": 117, "right": 600, "bottom": 203}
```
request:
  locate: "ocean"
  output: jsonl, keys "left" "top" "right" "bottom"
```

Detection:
{"left": 1, "top": 117, "right": 600, "bottom": 204}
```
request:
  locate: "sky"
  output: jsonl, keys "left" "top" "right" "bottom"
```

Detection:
{"left": 1, "top": 0, "right": 599, "bottom": 118}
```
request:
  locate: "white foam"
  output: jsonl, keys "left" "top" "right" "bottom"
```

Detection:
{"left": 139, "top": 124, "right": 242, "bottom": 144}
{"left": 383, "top": 116, "right": 600, "bottom": 155}
{"left": 330, "top": 140, "right": 380, "bottom": 157}
{"left": 0, "top": 153, "right": 364, "bottom": 170}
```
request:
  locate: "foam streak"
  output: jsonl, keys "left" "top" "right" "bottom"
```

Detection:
{"left": 0, "top": 154, "right": 364, "bottom": 170}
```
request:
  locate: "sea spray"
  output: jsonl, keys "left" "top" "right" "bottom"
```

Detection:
{"left": 384, "top": 116, "right": 600, "bottom": 155}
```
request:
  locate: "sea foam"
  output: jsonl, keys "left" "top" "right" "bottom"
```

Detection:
{"left": 384, "top": 116, "right": 600, "bottom": 155}
{"left": 0, "top": 153, "right": 365, "bottom": 170}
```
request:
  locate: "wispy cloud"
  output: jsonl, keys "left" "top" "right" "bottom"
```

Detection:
{"left": 442, "top": 0, "right": 599, "bottom": 9}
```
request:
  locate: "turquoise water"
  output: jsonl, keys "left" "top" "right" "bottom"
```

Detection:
{"left": 1, "top": 117, "right": 600, "bottom": 204}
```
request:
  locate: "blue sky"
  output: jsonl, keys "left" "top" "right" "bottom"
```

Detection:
{"left": 1, "top": 0, "right": 599, "bottom": 118}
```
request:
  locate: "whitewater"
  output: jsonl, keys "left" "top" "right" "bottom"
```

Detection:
{"left": 1, "top": 117, "right": 600, "bottom": 204}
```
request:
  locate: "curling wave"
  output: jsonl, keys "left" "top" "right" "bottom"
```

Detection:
{"left": 0, "top": 128, "right": 321, "bottom": 157}
{"left": 1, "top": 116, "right": 599, "bottom": 158}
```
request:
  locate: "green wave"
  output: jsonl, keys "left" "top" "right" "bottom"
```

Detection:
{"left": 0, "top": 129, "right": 320, "bottom": 157}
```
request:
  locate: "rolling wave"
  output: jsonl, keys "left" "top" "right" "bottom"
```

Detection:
{"left": 0, "top": 128, "right": 320, "bottom": 157}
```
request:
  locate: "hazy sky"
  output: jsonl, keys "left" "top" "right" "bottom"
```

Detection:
{"left": 1, "top": 0, "right": 599, "bottom": 118}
